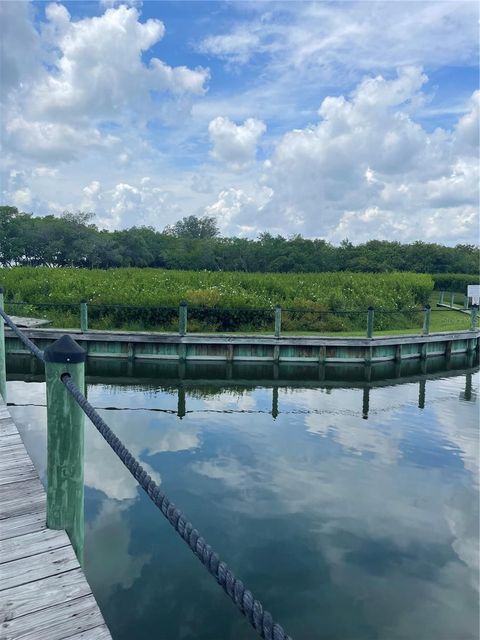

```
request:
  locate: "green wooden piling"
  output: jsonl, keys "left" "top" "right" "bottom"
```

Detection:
{"left": 450, "top": 291, "right": 455, "bottom": 307}
{"left": 422, "top": 304, "right": 431, "bottom": 336}
{"left": 80, "top": 300, "right": 88, "bottom": 332}
{"left": 470, "top": 304, "right": 478, "bottom": 331}
{"left": 439, "top": 290, "right": 445, "bottom": 304}
{"left": 44, "top": 335, "right": 86, "bottom": 565}
{"left": 0, "top": 288, "right": 6, "bottom": 402}
{"left": 274, "top": 305, "right": 282, "bottom": 338}
{"left": 366, "top": 307, "right": 374, "bottom": 339}
{"left": 179, "top": 301, "right": 187, "bottom": 336}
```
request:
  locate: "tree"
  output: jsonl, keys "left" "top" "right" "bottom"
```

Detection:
{"left": 163, "top": 215, "right": 219, "bottom": 239}
{"left": 61, "top": 211, "right": 96, "bottom": 227}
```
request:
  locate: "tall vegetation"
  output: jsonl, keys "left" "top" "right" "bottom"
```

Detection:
{"left": 1, "top": 207, "right": 478, "bottom": 274}
{"left": 1, "top": 267, "right": 434, "bottom": 332}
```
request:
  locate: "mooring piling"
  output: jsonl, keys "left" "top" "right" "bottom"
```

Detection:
{"left": 44, "top": 335, "right": 86, "bottom": 565}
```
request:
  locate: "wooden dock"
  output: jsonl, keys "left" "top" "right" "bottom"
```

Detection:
{"left": 0, "top": 402, "right": 112, "bottom": 640}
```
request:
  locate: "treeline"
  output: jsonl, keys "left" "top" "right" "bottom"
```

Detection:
{"left": 1, "top": 206, "right": 478, "bottom": 274}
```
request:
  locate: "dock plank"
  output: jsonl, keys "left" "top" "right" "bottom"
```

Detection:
{"left": 0, "top": 569, "right": 90, "bottom": 622}
{"left": 0, "top": 402, "right": 112, "bottom": 639}
{"left": 0, "top": 545, "right": 80, "bottom": 591}
{"left": 0, "top": 464, "right": 37, "bottom": 487}
{"left": 0, "top": 528, "right": 71, "bottom": 564}
{"left": 0, "top": 478, "right": 46, "bottom": 521}
{"left": 0, "top": 434, "right": 22, "bottom": 449}
{"left": 0, "top": 594, "right": 106, "bottom": 640}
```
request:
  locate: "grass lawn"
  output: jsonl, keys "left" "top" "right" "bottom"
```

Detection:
{"left": 252, "top": 306, "right": 477, "bottom": 337}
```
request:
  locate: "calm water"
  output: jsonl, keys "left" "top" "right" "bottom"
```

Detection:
{"left": 6, "top": 356, "right": 480, "bottom": 640}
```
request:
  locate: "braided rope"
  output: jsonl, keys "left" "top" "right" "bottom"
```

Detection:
{"left": 61, "top": 372, "right": 292, "bottom": 640}
{"left": 0, "top": 308, "right": 44, "bottom": 361}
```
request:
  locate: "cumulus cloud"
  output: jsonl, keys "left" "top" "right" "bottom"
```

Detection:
{"left": 79, "top": 179, "right": 182, "bottom": 229}
{"left": 208, "top": 116, "right": 266, "bottom": 169}
{"left": 204, "top": 67, "right": 479, "bottom": 242}
{"left": 1, "top": 3, "right": 208, "bottom": 163}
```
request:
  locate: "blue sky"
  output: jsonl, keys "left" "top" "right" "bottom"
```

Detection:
{"left": 1, "top": 1, "right": 479, "bottom": 244}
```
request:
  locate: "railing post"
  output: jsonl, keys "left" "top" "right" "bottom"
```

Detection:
{"left": 0, "top": 288, "right": 6, "bottom": 402}
{"left": 80, "top": 300, "right": 88, "bottom": 332}
{"left": 366, "top": 306, "right": 374, "bottom": 339}
{"left": 464, "top": 294, "right": 469, "bottom": 310}
{"left": 450, "top": 291, "right": 455, "bottom": 308}
{"left": 470, "top": 304, "right": 478, "bottom": 331}
{"left": 44, "top": 335, "right": 86, "bottom": 564}
{"left": 439, "top": 290, "right": 445, "bottom": 304}
{"left": 179, "top": 301, "right": 187, "bottom": 336}
{"left": 274, "top": 304, "right": 282, "bottom": 338}
{"left": 422, "top": 304, "right": 431, "bottom": 336}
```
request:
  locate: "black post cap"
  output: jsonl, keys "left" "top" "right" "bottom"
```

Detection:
{"left": 180, "top": 300, "right": 187, "bottom": 306}
{"left": 424, "top": 304, "right": 431, "bottom": 310}
{"left": 80, "top": 299, "right": 88, "bottom": 304}
{"left": 0, "top": 287, "right": 3, "bottom": 294}
{"left": 368, "top": 306, "right": 374, "bottom": 311}
{"left": 44, "top": 335, "right": 86, "bottom": 363}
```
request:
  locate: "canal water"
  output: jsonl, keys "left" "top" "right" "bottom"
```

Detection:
{"left": 6, "top": 356, "right": 479, "bottom": 640}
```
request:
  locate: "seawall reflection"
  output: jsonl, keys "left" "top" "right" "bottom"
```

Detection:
{"left": 7, "top": 353, "right": 478, "bottom": 420}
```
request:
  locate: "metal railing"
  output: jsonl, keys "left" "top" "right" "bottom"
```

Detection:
{"left": 4, "top": 295, "right": 479, "bottom": 337}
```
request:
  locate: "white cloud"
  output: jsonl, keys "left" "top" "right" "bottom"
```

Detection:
{"left": 32, "top": 167, "right": 59, "bottom": 178}
{"left": 199, "top": 2, "right": 479, "bottom": 76}
{"left": 204, "top": 187, "right": 272, "bottom": 235}
{"left": 455, "top": 90, "right": 480, "bottom": 155}
{"left": 0, "top": 1, "right": 41, "bottom": 94}
{"left": 1, "top": 3, "right": 208, "bottom": 164}
{"left": 199, "top": 28, "right": 261, "bottom": 65}
{"left": 208, "top": 116, "right": 266, "bottom": 169}
{"left": 80, "top": 179, "right": 182, "bottom": 229}
{"left": 203, "top": 67, "right": 479, "bottom": 242}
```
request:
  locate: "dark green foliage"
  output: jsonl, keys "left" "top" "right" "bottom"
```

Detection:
{"left": 432, "top": 273, "right": 480, "bottom": 292}
{"left": 1, "top": 207, "right": 478, "bottom": 273}
{"left": 163, "top": 215, "right": 219, "bottom": 239}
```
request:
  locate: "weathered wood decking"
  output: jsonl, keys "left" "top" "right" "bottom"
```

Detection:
{"left": 10, "top": 317, "right": 51, "bottom": 329}
{"left": 0, "top": 403, "right": 112, "bottom": 640}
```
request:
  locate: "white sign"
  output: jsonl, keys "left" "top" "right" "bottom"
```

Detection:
{"left": 467, "top": 284, "right": 480, "bottom": 306}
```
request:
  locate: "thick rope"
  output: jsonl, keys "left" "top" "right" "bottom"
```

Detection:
{"left": 61, "top": 372, "right": 292, "bottom": 640}
{"left": 0, "top": 308, "right": 44, "bottom": 361}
